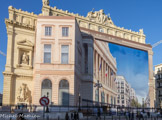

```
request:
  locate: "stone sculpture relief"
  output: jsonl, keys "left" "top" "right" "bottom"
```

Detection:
{"left": 17, "top": 83, "right": 32, "bottom": 104}
{"left": 43, "top": 0, "right": 49, "bottom": 6}
{"left": 21, "top": 52, "right": 29, "bottom": 65}
{"left": 87, "top": 9, "right": 113, "bottom": 25}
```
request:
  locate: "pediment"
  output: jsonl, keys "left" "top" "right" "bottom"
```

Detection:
{"left": 17, "top": 39, "right": 34, "bottom": 47}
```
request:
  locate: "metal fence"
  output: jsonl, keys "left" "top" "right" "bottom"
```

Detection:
{"left": 0, "top": 103, "right": 162, "bottom": 120}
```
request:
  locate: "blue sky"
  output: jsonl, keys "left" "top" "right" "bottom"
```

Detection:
{"left": 0, "top": 0, "right": 162, "bottom": 102}
{"left": 109, "top": 43, "right": 148, "bottom": 103}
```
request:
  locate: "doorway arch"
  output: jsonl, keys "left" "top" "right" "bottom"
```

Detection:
{"left": 59, "top": 80, "right": 69, "bottom": 106}
{"left": 41, "top": 79, "right": 52, "bottom": 103}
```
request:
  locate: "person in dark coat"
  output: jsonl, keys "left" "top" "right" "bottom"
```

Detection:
{"left": 76, "top": 112, "right": 79, "bottom": 120}
{"left": 97, "top": 108, "right": 101, "bottom": 120}
{"left": 74, "top": 112, "right": 77, "bottom": 120}
{"left": 71, "top": 112, "right": 74, "bottom": 120}
{"left": 65, "top": 112, "right": 69, "bottom": 120}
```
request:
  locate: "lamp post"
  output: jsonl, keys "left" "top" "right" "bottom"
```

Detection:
{"left": 46, "top": 92, "right": 49, "bottom": 113}
{"left": 94, "top": 80, "right": 103, "bottom": 105}
{"left": 78, "top": 93, "right": 81, "bottom": 112}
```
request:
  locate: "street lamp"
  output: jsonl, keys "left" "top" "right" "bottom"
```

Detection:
{"left": 78, "top": 93, "right": 81, "bottom": 112}
{"left": 94, "top": 80, "right": 103, "bottom": 105}
{"left": 46, "top": 92, "right": 49, "bottom": 113}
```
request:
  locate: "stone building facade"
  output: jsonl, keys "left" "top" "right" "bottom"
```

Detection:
{"left": 155, "top": 64, "right": 162, "bottom": 107}
{"left": 3, "top": 0, "right": 154, "bottom": 107}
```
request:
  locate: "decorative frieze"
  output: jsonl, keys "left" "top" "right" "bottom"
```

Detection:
{"left": 42, "top": 5, "right": 146, "bottom": 44}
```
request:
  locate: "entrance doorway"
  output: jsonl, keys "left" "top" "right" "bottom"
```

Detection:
{"left": 41, "top": 79, "right": 52, "bottom": 103}
{"left": 59, "top": 80, "right": 69, "bottom": 106}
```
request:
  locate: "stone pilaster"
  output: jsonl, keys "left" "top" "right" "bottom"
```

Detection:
{"left": 2, "top": 73, "right": 13, "bottom": 105}
{"left": 5, "top": 25, "right": 14, "bottom": 72}
{"left": 148, "top": 50, "right": 154, "bottom": 107}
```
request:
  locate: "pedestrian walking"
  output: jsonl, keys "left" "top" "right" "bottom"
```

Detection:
{"left": 65, "top": 112, "right": 69, "bottom": 120}
{"left": 71, "top": 112, "right": 74, "bottom": 120}
{"left": 97, "top": 108, "right": 101, "bottom": 120}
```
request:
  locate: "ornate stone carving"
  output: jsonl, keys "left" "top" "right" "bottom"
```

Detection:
{"left": 21, "top": 52, "right": 29, "bottom": 65}
{"left": 17, "top": 83, "right": 32, "bottom": 104}
{"left": 43, "top": 0, "right": 49, "bottom": 6}
{"left": 139, "top": 29, "right": 144, "bottom": 35}
{"left": 87, "top": 9, "right": 113, "bottom": 25}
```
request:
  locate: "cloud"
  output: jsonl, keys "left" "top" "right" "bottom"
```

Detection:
{"left": 109, "top": 44, "right": 149, "bottom": 102}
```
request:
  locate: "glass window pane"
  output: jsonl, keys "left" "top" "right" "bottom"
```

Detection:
{"left": 45, "top": 27, "right": 52, "bottom": 36}
{"left": 44, "top": 44, "right": 51, "bottom": 52}
{"left": 61, "top": 45, "right": 69, "bottom": 64}
{"left": 62, "top": 27, "right": 69, "bottom": 36}
{"left": 44, "top": 44, "right": 51, "bottom": 63}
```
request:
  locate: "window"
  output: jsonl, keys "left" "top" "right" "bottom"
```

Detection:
{"left": 44, "top": 44, "right": 51, "bottom": 63}
{"left": 98, "top": 26, "right": 104, "bottom": 33}
{"left": 61, "top": 45, "right": 69, "bottom": 64}
{"left": 62, "top": 27, "right": 69, "bottom": 37}
{"left": 101, "top": 92, "right": 105, "bottom": 103}
{"left": 95, "top": 89, "right": 99, "bottom": 102}
{"left": 59, "top": 80, "right": 69, "bottom": 106}
{"left": 45, "top": 26, "right": 52, "bottom": 36}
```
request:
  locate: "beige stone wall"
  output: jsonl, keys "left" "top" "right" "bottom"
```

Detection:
{"left": 33, "top": 16, "right": 76, "bottom": 105}
{"left": 3, "top": 6, "right": 36, "bottom": 105}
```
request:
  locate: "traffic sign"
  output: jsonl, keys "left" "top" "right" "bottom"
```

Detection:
{"left": 39, "top": 97, "right": 49, "bottom": 106}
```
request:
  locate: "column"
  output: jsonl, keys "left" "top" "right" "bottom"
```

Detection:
{"left": 93, "top": 50, "right": 96, "bottom": 77}
{"left": 148, "top": 50, "right": 154, "bottom": 107}
{"left": 96, "top": 52, "right": 98, "bottom": 80}
{"left": 88, "top": 44, "right": 93, "bottom": 75}
{"left": 102, "top": 59, "right": 104, "bottom": 83}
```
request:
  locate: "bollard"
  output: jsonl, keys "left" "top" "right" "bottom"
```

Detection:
{"left": 58, "top": 116, "right": 60, "bottom": 120}
{"left": 112, "top": 115, "right": 113, "bottom": 120}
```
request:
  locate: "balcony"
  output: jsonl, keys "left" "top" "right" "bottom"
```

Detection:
{"left": 157, "top": 70, "right": 162, "bottom": 74}
{"left": 157, "top": 86, "right": 162, "bottom": 89}
{"left": 156, "top": 78, "right": 162, "bottom": 81}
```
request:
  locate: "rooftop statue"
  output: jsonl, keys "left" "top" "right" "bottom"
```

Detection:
{"left": 87, "top": 9, "right": 114, "bottom": 25}
{"left": 42, "top": 0, "right": 49, "bottom": 6}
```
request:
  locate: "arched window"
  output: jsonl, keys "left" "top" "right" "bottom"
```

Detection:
{"left": 41, "top": 79, "right": 52, "bottom": 103}
{"left": 98, "top": 26, "right": 104, "bottom": 33}
{"left": 59, "top": 80, "right": 69, "bottom": 106}
{"left": 59, "top": 80, "right": 69, "bottom": 89}
{"left": 42, "top": 79, "right": 52, "bottom": 89}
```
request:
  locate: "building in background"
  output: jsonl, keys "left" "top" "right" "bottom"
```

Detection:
{"left": 145, "top": 93, "right": 150, "bottom": 107}
{"left": 115, "top": 76, "right": 137, "bottom": 107}
{"left": 155, "top": 63, "right": 162, "bottom": 107}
